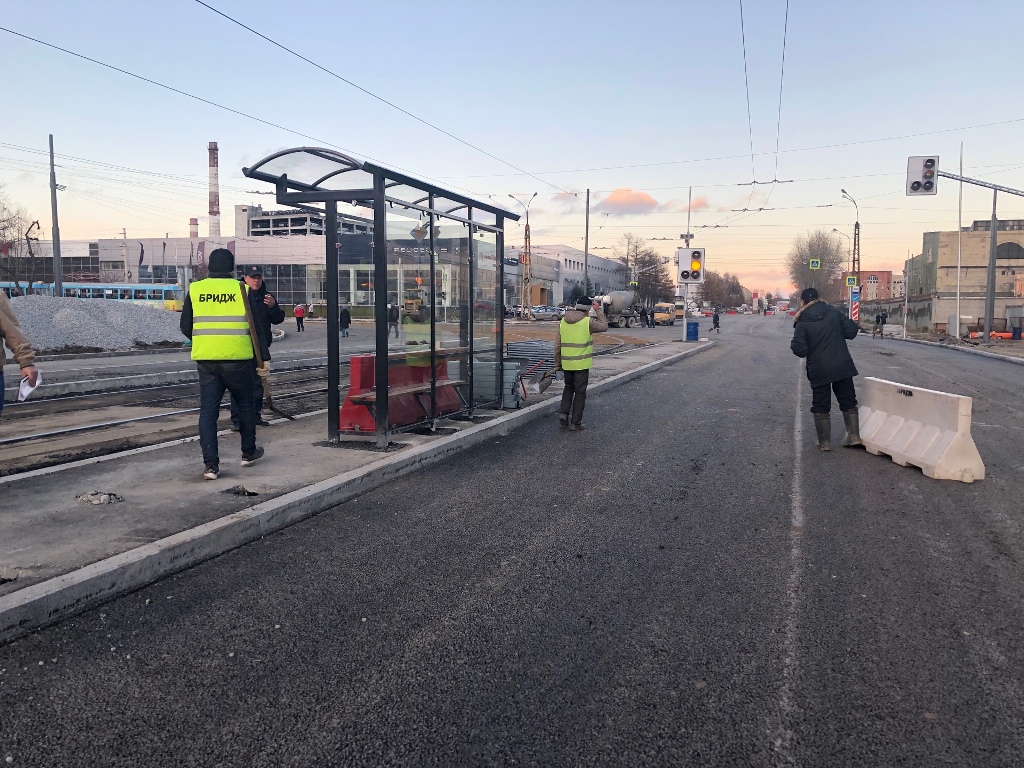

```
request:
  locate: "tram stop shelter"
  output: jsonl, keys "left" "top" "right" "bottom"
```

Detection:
{"left": 242, "top": 148, "right": 520, "bottom": 446}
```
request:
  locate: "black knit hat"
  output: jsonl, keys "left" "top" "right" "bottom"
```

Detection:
{"left": 800, "top": 287, "right": 819, "bottom": 303}
{"left": 575, "top": 295, "right": 594, "bottom": 310}
{"left": 208, "top": 248, "right": 235, "bottom": 275}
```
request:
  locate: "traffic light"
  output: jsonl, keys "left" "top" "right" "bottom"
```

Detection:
{"left": 907, "top": 156, "right": 938, "bottom": 195}
{"left": 678, "top": 248, "right": 705, "bottom": 284}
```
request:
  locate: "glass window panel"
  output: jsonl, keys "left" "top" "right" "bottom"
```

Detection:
{"left": 473, "top": 228, "right": 500, "bottom": 406}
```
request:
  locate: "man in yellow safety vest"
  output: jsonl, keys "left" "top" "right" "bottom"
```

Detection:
{"left": 179, "top": 248, "right": 264, "bottom": 480}
{"left": 555, "top": 295, "right": 608, "bottom": 431}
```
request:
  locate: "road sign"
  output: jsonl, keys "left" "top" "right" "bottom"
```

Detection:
{"left": 846, "top": 276, "right": 857, "bottom": 287}
{"left": 809, "top": 259, "right": 821, "bottom": 270}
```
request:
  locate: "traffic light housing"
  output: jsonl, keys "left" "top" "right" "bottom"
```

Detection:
{"left": 907, "top": 156, "right": 938, "bottom": 195}
{"left": 678, "top": 248, "right": 705, "bottom": 284}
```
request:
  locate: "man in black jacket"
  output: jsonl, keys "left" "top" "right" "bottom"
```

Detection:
{"left": 230, "top": 267, "right": 285, "bottom": 428}
{"left": 790, "top": 287, "right": 862, "bottom": 451}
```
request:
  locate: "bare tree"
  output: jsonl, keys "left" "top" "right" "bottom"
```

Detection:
{"left": 0, "top": 186, "right": 34, "bottom": 295}
{"left": 613, "top": 233, "right": 675, "bottom": 305}
{"left": 787, "top": 230, "right": 846, "bottom": 303}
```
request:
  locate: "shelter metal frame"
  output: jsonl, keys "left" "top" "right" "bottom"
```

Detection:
{"left": 243, "top": 148, "right": 519, "bottom": 445}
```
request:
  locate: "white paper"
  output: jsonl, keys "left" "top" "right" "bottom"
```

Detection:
{"left": 17, "top": 370, "right": 42, "bottom": 401}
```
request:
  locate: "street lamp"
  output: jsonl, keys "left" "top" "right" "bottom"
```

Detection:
{"left": 508, "top": 193, "right": 537, "bottom": 319}
{"left": 833, "top": 228, "right": 854, "bottom": 318}
{"left": 840, "top": 189, "right": 860, "bottom": 319}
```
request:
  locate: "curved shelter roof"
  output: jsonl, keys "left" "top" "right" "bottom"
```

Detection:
{"left": 242, "top": 147, "right": 519, "bottom": 230}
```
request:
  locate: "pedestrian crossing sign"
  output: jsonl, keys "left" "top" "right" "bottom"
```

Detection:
{"left": 809, "top": 259, "right": 821, "bottom": 270}
{"left": 846, "top": 276, "right": 857, "bottom": 287}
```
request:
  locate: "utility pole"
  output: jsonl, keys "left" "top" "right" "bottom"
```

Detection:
{"left": 509, "top": 194, "right": 536, "bottom": 319}
{"left": 984, "top": 190, "right": 998, "bottom": 342}
{"left": 121, "top": 229, "right": 129, "bottom": 282}
{"left": 583, "top": 188, "right": 590, "bottom": 296}
{"left": 48, "top": 134, "right": 63, "bottom": 294}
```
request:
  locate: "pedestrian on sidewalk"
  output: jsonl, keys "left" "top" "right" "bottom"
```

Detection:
{"left": 0, "top": 289, "right": 39, "bottom": 418}
{"left": 340, "top": 304, "right": 351, "bottom": 337}
{"left": 294, "top": 302, "right": 305, "bottom": 332}
{"left": 388, "top": 304, "right": 401, "bottom": 338}
{"left": 790, "top": 287, "right": 862, "bottom": 452}
{"left": 872, "top": 312, "right": 883, "bottom": 339}
{"left": 555, "top": 295, "right": 608, "bottom": 431}
{"left": 180, "top": 248, "right": 265, "bottom": 480}
{"left": 229, "top": 267, "right": 284, "bottom": 430}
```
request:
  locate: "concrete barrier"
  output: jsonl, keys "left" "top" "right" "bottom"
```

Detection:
{"left": 858, "top": 377, "right": 985, "bottom": 483}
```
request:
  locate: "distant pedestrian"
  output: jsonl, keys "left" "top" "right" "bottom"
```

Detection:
{"left": 294, "top": 302, "right": 305, "bottom": 332}
{"left": 712, "top": 310, "right": 721, "bottom": 333}
{"left": 880, "top": 311, "right": 888, "bottom": 338}
{"left": 229, "top": 267, "right": 284, "bottom": 430}
{"left": 790, "top": 287, "right": 862, "bottom": 452}
{"left": 872, "top": 312, "right": 883, "bottom": 338}
{"left": 340, "top": 304, "right": 351, "bottom": 337}
{"left": 179, "top": 248, "right": 264, "bottom": 480}
{"left": 556, "top": 295, "right": 608, "bottom": 431}
{"left": 639, "top": 306, "right": 648, "bottom": 328}
{"left": 0, "top": 289, "right": 39, "bottom": 418}
{"left": 388, "top": 304, "right": 401, "bottom": 338}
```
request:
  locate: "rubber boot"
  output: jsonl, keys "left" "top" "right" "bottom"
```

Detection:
{"left": 813, "top": 413, "right": 831, "bottom": 452}
{"left": 842, "top": 409, "right": 863, "bottom": 448}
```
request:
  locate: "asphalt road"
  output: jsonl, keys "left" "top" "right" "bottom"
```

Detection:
{"left": 2, "top": 314, "right": 1022, "bottom": 767}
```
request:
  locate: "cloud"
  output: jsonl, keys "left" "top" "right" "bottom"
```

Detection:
{"left": 596, "top": 188, "right": 660, "bottom": 215}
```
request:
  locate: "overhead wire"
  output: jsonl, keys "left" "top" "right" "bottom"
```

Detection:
{"left": 193, "top": 0, "right": 573, "bottom": 197}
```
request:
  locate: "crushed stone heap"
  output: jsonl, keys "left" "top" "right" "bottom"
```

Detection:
{"left": 9, "top": 295, "right": 184, "bottom": 354}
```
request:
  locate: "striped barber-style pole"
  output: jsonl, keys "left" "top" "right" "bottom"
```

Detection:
{"left": 851, "top": 289, "right": 860, "bottom": 321}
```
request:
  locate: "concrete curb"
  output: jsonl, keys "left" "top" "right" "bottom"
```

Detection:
{"left": 0, "top": 342, "right": 714, "bottom": 644}
{"left": 4, "top": 370, "right": 200, "bottom": 401}
{"left": 892, "top": 336, "right": 1024, "bottom": 367}
{"left": 33, "top": 347, "right": 186, "bottom": 362}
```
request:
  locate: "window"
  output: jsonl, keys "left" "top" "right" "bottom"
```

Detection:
{"left": 100, "top": 261, "right": 125, "bottom": 271}
{"left": 88, "top": 243, "right": 99, "bottom": 257}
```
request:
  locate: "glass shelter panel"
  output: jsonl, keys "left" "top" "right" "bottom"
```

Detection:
{"left": 473, "top": 226, "right": 500, "bottom": 406}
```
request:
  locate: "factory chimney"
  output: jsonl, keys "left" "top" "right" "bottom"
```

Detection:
{"left": 208, "top": 141, "right": 220, "bottom": 239}
{"left": 189, "top": 218, "right": 199, "bottom": 238}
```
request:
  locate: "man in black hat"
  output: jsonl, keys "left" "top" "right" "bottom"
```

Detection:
{"left": 230, "top": 266, "right": 284, "bottom": 429}
{"left": 790, "top": 287, "right": 862, "bottom": 451}
{"left": 555, "top": 295, "right": 608, "bottom": 431}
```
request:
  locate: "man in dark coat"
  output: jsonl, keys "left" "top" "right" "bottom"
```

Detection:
{"left": 230, "top": 267, "right": 285, "bottom": 429}
{"left": 340, "top": 304, "right": 352, "bottom": 337}
{"left": 790, "top": 287, "right": 862, "bottom": 451}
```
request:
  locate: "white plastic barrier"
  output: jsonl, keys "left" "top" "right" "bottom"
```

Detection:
{"left": 858, "top": 377, "right": 985, "bottom": 483}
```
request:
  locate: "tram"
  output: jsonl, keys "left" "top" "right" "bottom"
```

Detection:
{"left": 0, "top": 282, "right": 184, "bottom": 311}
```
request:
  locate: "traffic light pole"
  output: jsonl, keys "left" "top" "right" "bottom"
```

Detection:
{"left": 935, "top": 172, "right": 1024, "bottom": 342}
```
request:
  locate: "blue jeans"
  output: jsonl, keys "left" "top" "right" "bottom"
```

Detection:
{"left": 229, "top": 359, "right": 265, "bottom": 424}
{"left": 197, "top": 361, "right": 256, "bottom": 466}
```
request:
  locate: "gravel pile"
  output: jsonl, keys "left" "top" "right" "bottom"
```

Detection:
{"left": 9, "top": 295, "right": 184, "bottom": 354}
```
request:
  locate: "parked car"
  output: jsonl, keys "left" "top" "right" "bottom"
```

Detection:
{"left": 532, "top": 305, "right": 563, "bottom": 321}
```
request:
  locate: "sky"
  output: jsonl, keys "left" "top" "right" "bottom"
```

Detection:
{"left": 2, "top": 0, "right": 1023, "bottom": 295}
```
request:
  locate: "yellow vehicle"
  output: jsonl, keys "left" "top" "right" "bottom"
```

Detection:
{"left": 653, "top": 302, "right": 676, "bottom": 326}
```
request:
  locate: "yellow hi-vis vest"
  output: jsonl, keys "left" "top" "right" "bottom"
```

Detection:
{"left": 559, "top": 317, "right": 593, "bottom": 370}
{"left": 189, "top": 278, "right": 253, "bottom": 361}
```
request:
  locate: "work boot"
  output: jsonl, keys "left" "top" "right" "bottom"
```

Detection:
{"left": 558, "top": 414, "right": 569, "bottom": 428}
{"left": 813, "top": 413, "right": 831, "bottom": 452}
{"left": 842, "top": 409, "right": 863, "bottom": 448}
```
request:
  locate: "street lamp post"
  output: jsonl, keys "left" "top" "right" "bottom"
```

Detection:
{"left": 508, "top": 193, "right": 537, "bottom": 319}
{"left": 841, "top": 189, "right": 860, "bottom": 320}
{"left": 833, "top": 228, "right": 853, "bottom": 318}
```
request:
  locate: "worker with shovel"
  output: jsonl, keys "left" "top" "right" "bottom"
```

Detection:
{"left": 555, "top": 295, "right": 608, "bottom": 431}
{"left": 180, "top": 248, "right": 265, "bottom": 480}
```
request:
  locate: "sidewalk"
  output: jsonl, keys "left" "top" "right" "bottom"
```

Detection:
{"left": 0, "top": 339, "right": 714, "bottom": 643}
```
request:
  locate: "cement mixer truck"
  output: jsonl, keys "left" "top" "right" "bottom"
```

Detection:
{"left": 597, "top": 290, "right": 642, "bottom": 328}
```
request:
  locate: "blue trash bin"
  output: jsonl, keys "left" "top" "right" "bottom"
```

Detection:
{"left": 686, "top": 320, "right": 699, "bottom": 342}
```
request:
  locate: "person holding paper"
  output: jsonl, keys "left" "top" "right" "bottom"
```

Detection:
{"left": 0, "top": 289, "right": 39, "bottom": 417}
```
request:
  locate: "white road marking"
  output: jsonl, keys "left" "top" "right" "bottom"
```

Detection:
{"left": 774, "top": 359, "right": 805, "bottom": 764}
{"left": 749, "top": 318, "right": 767, "bottom": 334}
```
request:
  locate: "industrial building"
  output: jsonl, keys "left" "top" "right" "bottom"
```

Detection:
{"left": 861, "top": 219, "right": 1024, "bottom": 332}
